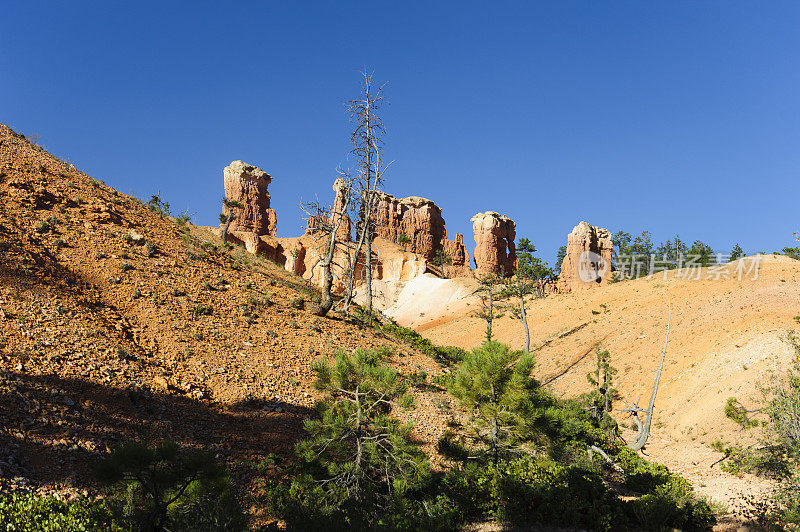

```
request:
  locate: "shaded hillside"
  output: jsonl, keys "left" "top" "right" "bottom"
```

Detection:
{"left": 0, "top": 124, "right": 450, "bottom": 496}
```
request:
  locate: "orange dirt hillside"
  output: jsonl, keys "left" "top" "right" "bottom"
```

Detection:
{"left": 0, "top": 124, "right": 451, "bottom": 497}
{"left": 418, "top": 256, "right": 800, "bottom": 513}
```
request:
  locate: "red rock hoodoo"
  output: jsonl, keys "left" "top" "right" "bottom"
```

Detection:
{"left": 470, "top": 211, "right": 516, "bottom": 277}
{"left": 556, "top": 221, "right": 614, "bottom": 292}
{"left": 223, "top": 160, "right": 277, "bottom": 236}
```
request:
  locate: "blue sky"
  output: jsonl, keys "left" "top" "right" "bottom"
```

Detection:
{"left": 3, "top": 2, "right": 799, "bottom": 265}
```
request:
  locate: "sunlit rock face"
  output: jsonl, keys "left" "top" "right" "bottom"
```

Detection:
{"left": 556, "top": 221, "right": 614, "bottom": 292}
{"left": 223, "top": 160, "right": 276, "bottom": 236}
{"left": 471, "top": 211, "right": 516, "bottom": 277}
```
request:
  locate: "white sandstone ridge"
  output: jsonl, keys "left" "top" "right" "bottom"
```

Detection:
{"left": 354, "top": 274, "right": 480, "bottom": 329}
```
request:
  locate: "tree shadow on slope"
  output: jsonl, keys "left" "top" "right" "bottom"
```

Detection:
{"left": 0, "top": 371, "right": 312, "bottom": 492}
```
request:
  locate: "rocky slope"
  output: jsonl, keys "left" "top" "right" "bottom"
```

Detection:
{"left": 0, "top": 124, "right": 453, "bottom": 500}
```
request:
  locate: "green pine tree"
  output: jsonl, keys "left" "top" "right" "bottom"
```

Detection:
{"left": 263, "top": 348, "right": 428, "bottom": 528}
{"left": 474, "top": 274, "right": 503, "bottom": 342}
{"left": 448, "top": 341, "right": 538, "bottom": 463}
{"left": 585, "top": 347, "right": 619, "bottom": 436}
{"left": 219, "top": 198, "right": 242, "bottom": 244}
{"left": 94, "top": 441, "right": 242, "bottom": 531}
{"left": 730, "top": 243, "right": 745, "bottom": 261}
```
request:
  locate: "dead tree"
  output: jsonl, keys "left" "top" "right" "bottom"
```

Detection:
{"left": 623, "top": 295, "right": 671, "bottom": 451}
{"left": 218, "top": 198, "right": 242, "bottom": 244}
{"left": 301, "top": 171, "right": 354, "bottom": 317}
{"left": 340, "top": 69, "right": 389, "bottom": 316}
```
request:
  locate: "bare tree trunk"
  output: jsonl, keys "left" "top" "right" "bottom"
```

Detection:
{"left": 315, "top": 181, "right": 352, "bottom": 317}
{"left": 222, "top": 217, "right": 231, "bottom": 244}
{"left": 487, "top": 285, "right": 494, "bottom": 340}
{"left": 519, "top": 294, "right": 530, "bottom": 353}
{"left": 626, "top": 296, "right": 671, "bottom": 451}
{"left": 341, "top": 233, "right": 364, "bottom": 312}
{"left": 364, "top": 191, "right": 374, "bottom": 315}
{"left": 339, "top": 69, "right": 388, "bottom": 317}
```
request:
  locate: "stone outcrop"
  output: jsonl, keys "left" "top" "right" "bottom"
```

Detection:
{"left": 304, "top": 178, "right": 351, "bottom": 241}
{"left": 471, "top": 212, "right": 516, "bottom": 277}
{"left": 223, "top": 160, "right": 276, "bottom": 236}
{"left": 367, "top": 191, "right": 469, "bottom": 275}
{"left": 556, "top": 221, "right": 614, "bottom": 292}
{"left": 331, "top": 179, "right": 352, "bottom": 241}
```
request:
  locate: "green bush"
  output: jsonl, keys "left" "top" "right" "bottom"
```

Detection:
{"left": 0, "top": 494, "right": 120, "bottom": 531}
{"left": 437, "top": 457, "right": 626, "bottom": 530}
{"left": 615, "top": 445, "right": 671, "bottom": 492}
{"left": 381, "top": 321, "right": 467, "bottom": 366}
{"left": 626, "top": 476, "right": 715, "bottom": 531}
{"left": 35, "top": 220, "right": 52, "bottom": 234}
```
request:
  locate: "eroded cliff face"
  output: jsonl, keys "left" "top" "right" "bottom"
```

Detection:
{"left": 556, "top": 221, "right": 614, "bottom": 292}
{"left": 218, "top": 167, "right": 479, "bottom": 293}
{"left": 367, "top": 191, "right": 470, "bottom": 274}
{"left": 470, "top": 211, "right": 516, "bottom": 277}
{"left": 223, "top": 160, "right": 277, "bottom": 236}
{"left": 370, "top": 192, "right": 445, "bottom": 260}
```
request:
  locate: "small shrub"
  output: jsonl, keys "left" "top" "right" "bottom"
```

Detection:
{"left": 192, "top": 304, "right": 212, "bottom": 317}
{"left": 120, "top": 262, "right": 133, "bottom": 272}
{"left": 89, "top": 178, "right": 100, "bottom": 187}
{"left": 407, "top": 369, "right": 428, "bottom": 388}
{"left": 724, "top": 397, "right": 758, "bottom": 429}
{"left": 0, "top": 494, "right": 120, "bottom": 531}
{"left": 175, "top": 212, "right": 192, "bottom": 227}
{"left": 616, "top": 446, "right": 671, "bottom": 492}
{"left": 144, "top": 242, "right": 155, "bottom": 257}
{"left": 290, "top": 297, "right": 304, "bottom": 310}
{"left": 34, "top": 220, "right": 52, "bottom": 234}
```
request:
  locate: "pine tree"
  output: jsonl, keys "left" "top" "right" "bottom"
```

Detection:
{"left": 729, "top": 243, "right": 745, "bottom": 262}
{"left": 501, "top": 238, "right": 555, "bottom": 352}
{"left": 267, "top": 348, "right": 428, "bottom": 527}
{"left": 474, "top": 274, "right": 503, "bottom": 342}
{"left": 218, "top": 198, "right": 242, "bottom": 244}
{"left": 448, "top": 342, "right": 538, "bottom": 463}
{"left": 585, "top": 347, "right": 619, "bottom": 436}
{"left": 94, "top": 441, "right": 240, "bottom": 531}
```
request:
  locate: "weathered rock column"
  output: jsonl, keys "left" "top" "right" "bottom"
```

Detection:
{"left": 223, "top": 160, "right": 276, "bottom": 236}
{"left": 471, "top": 211, "right": 516, "bottom": 277}
{"left": 556, "top": 221, "right": 614, "bottom": 292}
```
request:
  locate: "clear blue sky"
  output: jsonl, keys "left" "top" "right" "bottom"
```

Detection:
{"left": 3, "top": 2, "right": 799, "bottom": 265}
